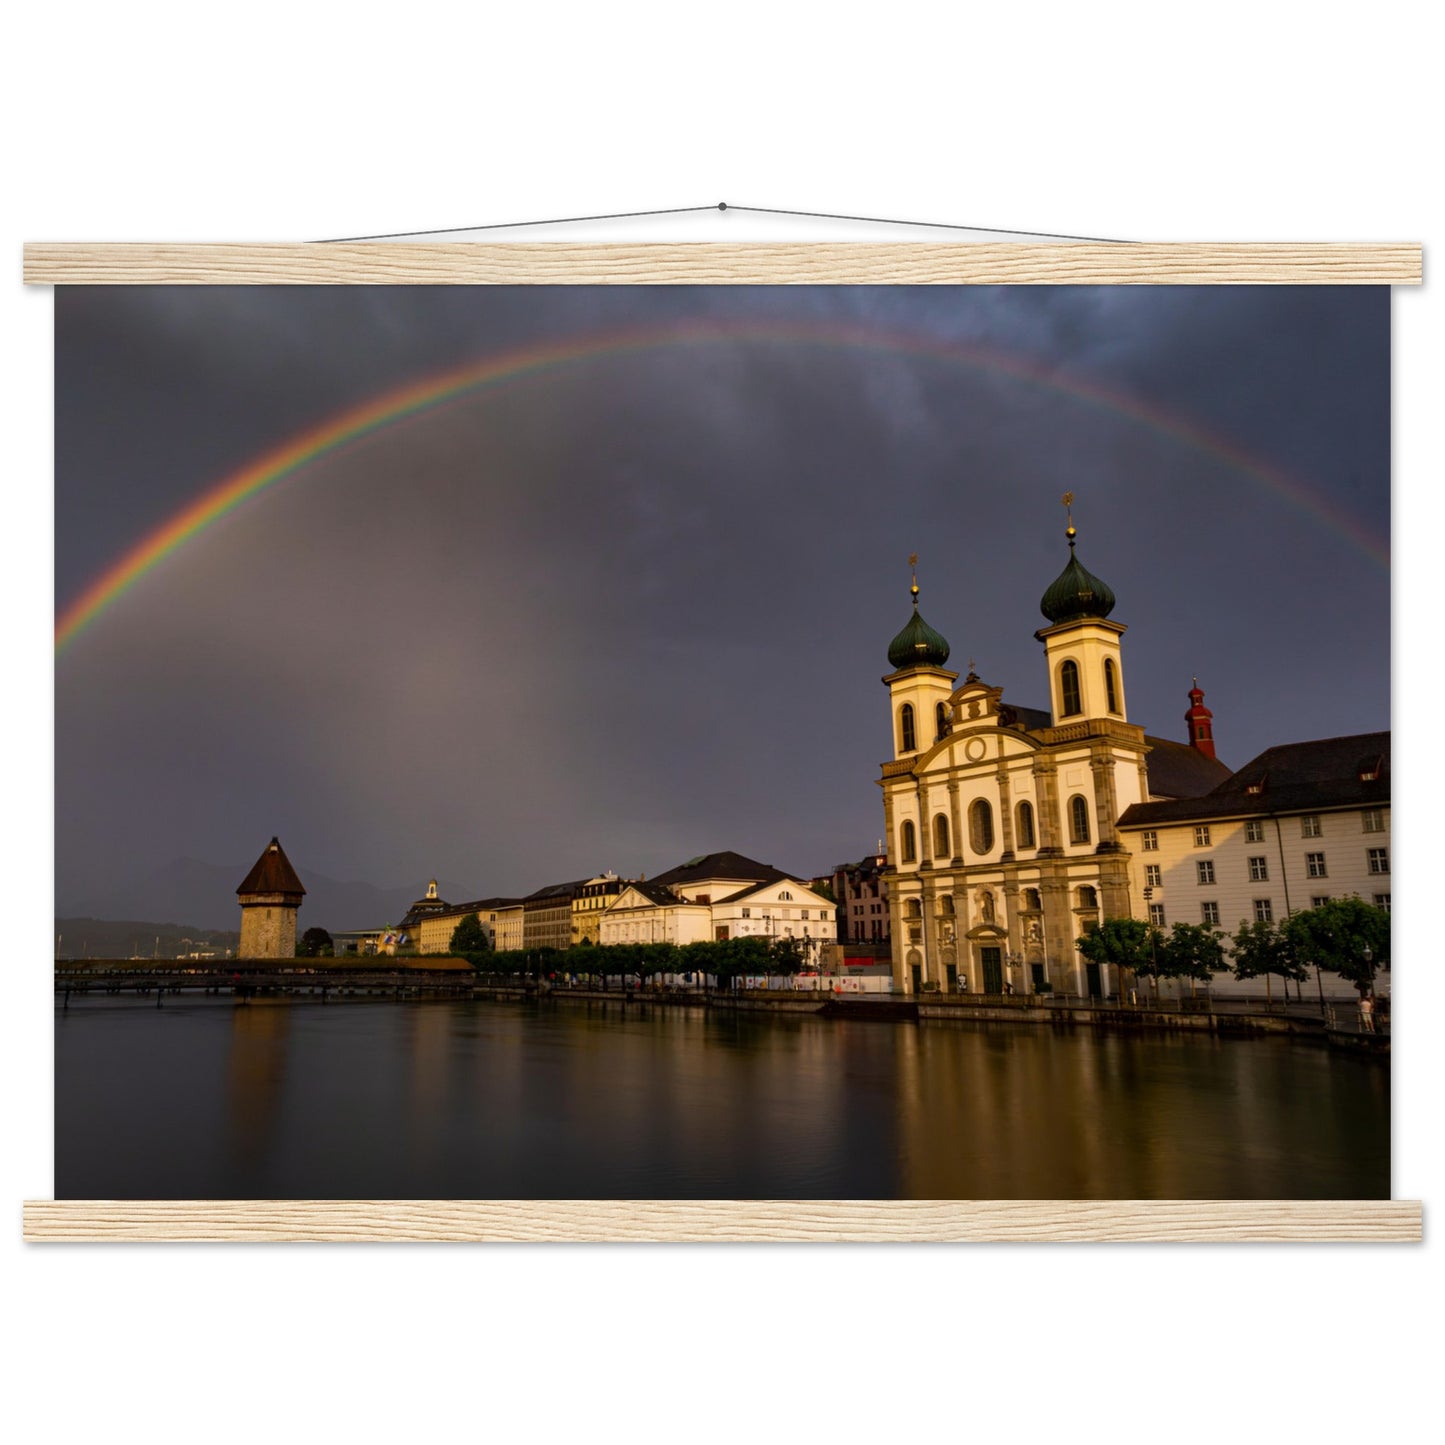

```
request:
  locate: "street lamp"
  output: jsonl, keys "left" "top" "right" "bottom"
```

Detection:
{"left": 1005, "top": 949, "right": 1023, "bottom": 996}
{"left": 1360, "top": 944, "right": 1376, "bottom": 1033}
{"left": 1140, "top": 886, "right": 1157, "bottom": 1005}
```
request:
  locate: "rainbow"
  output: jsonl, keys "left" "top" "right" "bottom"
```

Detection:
{"left": 55, "top": 317, "right": 1389, "bottom": 652}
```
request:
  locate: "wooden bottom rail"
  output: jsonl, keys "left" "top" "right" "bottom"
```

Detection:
{"left": 23, "top": 1198, "right": 1422, "bottom": 1243}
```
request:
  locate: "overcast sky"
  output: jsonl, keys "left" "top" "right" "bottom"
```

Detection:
{"left": 55, "top": 285, "right": 1389, "bottom": 918}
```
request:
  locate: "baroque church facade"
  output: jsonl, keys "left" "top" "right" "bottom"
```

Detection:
{"left": 881, "top": 510, "right": 1228, "bottom": 998}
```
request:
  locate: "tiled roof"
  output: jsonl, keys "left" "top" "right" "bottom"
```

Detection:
{"left": 1142, "top": 735, "right": 1233, "bottom": 799}
{"left": 1118, "top": 731, "right": 1390, "bottom": 827}
{"left": 236, "top": 837, "right": 306, "bottom": 898}
{"left": 619, "top": 880, "right": 691, "bottom": 908}
{"left": 834, "top": 853, "right": 887, "bottom": 875}
{"left": 649, "top": 851, "right": 787, "bottom": 888}
{"left": 717, "top": 876, "right": 822, "bottom": 904}
{"left": 998, "top": 700, "right": 1228, "bottom": 799}
{"left": 423, "top": 896, "right": 524, "bottom": 921}
{"left": 523, "top": 878, "right": 593, "bottom": 905}
{"left": 998, "top": 703, "right": 1054, "bottom": 731}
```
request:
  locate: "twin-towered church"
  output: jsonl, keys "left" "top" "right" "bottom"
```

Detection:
{"left": 880, "top": 507, "right": 1229, "bottom": 998}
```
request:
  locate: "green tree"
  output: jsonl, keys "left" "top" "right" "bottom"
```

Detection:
{"left": 299, "top": 927, "right": 333, "bottom": 958}
{"left": 725, "top": 936, "right": 771, "bottom": 990}
{"left": 1075, "top": 917, "right": 1155, "bottom": 1000}
{"left": 1228, "top": 918, "right": 1306, "bottom": 1007}
{"left": 769, "top": 934, "right": 806, "bottom": 985}
{"left": 449, "top": 913, "right": 489, "bottom": 956}
{"left": 1159, "top": 922, "right": 1226, "bottom": 998}
{"left": 567, "top": 940, "right": 603, "bottom": 984}
{"left": 636, "top": 942, "right": 678, "bottom": 986}
{"left": 1281, "top": 897, "right": 1390, "bottom": 999}
{"left": 680, "top": 940, "right": 721, "bottom": 991}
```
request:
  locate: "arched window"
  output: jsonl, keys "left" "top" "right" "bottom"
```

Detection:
{"left": 905, "top": 898, "right": 922, "bottom": 919}
{"left": 1016, "top": 800, "right": 1036, "bottom": 850}
{"left": 969, "top": 799, "right": 995, "bottom": 855}
{"left": 1069, "top": 794, "right": 1091, "bottom": 844}
{"left": 900, "top": 703, "right": 916, "bottom": 753}
{"left": 779, "top": 890, "right": 793, "bottom": 900}
{"left": 935, "top": 702, "right": 949, "bottom": 740}
{"left": 1059, "top": 660, "right": 1082, "bottom": 717}
{"left": 933, "top": 813, "right": 950, "bottom": 858}
{"left": 900, "top": 820, "right": 917, "bottom": 863}
{"left": 939, "top": 895, "right": 955, "bottom": 916}
{"left": 1104, "top": 658, "right": 1120, "bottom": 714}
{"left": 1077, "top": 885, "right": 1098, "bottom": 910}
{"left": 1024, "top": 887, "right": 1042, "bottom": 912}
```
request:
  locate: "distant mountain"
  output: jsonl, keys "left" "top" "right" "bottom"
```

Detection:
{"left": 59, "top": 856, "right": 474, "bottom": 934}
{"left": 55, "top": 918, "right": 240, "bottom": 962}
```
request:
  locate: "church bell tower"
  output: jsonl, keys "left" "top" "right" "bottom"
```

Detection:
{"left": 1035, "top": 494, "right": 1129, "bottom": 727}
{"left": 883, "top": 555, "right": 958, "bottom": 761}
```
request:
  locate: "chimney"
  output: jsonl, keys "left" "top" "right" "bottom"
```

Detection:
{"left": 1185, "top": 678, "right": 1216, "bottom": 759}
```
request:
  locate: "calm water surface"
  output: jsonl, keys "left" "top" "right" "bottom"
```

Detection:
{"left": 55, "top": 998, "right": 1389, "bottom": 1199}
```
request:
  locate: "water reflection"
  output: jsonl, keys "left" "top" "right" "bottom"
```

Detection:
{"left": 225, "top": 1002, "right": 291, "bottom": 1173}
{"left": 897, "top": 1022, "right": 1390, "bottom": 1198}
{"left": 56, "top": 999, "right": 1389, "bottom": 1200}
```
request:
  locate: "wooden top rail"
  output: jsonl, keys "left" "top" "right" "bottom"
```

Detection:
{"left": 23, "top": 242, "right": 1422, "bottom": 287}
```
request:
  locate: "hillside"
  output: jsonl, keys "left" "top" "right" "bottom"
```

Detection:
{"left": 59, "top": 857, "right": 474, "bottom": 934}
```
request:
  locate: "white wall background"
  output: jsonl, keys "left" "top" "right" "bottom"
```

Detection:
{"left": 3, "top": 6, "right": 1437, "bottom": 1442}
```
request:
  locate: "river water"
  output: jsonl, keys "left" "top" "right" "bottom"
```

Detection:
{"left": 54, "top": 998, "right": 1389, "bottom": 1199}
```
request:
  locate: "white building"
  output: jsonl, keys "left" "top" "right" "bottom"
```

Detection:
{"left": 598, "top": 851, "right": 837, "bottom": 954}
{"left": 1117, "top": 732, "right": 1390, "bottom": 1000}
{"left": 600, "top": 880, "right": 712, "bottom": 946}
{"left": 491, "top": 900, "right": 526, "bottom": 953}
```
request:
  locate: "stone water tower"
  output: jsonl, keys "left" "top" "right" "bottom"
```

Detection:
{"left": 236, "top": 836, "right": 306, "bottom": 958}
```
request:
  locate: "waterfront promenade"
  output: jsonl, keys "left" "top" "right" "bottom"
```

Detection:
{"left": 53, "top": 957, "right": 1388, "bottom": 1049}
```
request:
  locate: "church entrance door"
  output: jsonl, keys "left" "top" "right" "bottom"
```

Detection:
{"left": 945, "top": 963, "right": 958, "bottom": 993}
{"left": 981, "top": 947, "right": 1003, "bottom": 994}
{"left": 1086, "top": 962, "right": 1102, "bottom": 999}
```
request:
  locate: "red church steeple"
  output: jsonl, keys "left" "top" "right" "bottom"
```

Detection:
{"left": 1185, "top": 679, "right": 1216, "bottom": 759}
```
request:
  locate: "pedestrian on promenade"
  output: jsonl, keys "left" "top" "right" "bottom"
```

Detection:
{"left": 1360, "top": 993, "right": 1375, "bottom": 1033}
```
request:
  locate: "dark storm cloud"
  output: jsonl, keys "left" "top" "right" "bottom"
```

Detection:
{"left": 55, "top": 287, "right": 1389, "bottom": 927}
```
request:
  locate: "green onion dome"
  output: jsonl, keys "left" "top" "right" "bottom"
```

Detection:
{"left": 888, "top": 577, "right": 951, "bottom": 670}
{"left": 1040, "top": 525, "right": 1116, "bottom": 625}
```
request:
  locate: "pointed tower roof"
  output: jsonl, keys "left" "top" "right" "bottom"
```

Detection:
{"left": 887, "top": 555, "right": 952, "bottom": 670}
{"left": 1039, "top": 494, "right": 1116, "bottom": 625}
{"left": 236, "top": 837, "right": 306, "bottom": 898}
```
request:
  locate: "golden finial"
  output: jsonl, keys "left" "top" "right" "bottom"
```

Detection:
{"left": 1061, "top": 491, "right": 1077, "bottom": 545}
{"left": 908, "top": 552, "right": 919, "bottom": 603}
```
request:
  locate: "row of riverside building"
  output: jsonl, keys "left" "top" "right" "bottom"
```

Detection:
{"left": 239, "top": 509, "right": 1389, "bottom": 1002}
{"left": 329, "top": 851, "right": 842, "bottom": 962}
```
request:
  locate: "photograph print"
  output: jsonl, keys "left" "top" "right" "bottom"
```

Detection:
{"left": 54, "top": 281, "right": 1391, "bottom": 1201}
